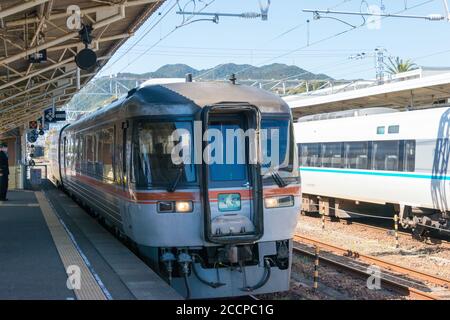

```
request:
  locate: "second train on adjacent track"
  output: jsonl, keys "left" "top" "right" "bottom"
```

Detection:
{"left": 294, "top": 106, "right": 450, "bottom": 235}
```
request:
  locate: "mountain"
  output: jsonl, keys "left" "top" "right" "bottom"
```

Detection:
{"left": 65, "top": 63, "right": 331, "bottom": 116}
{"left": 117, "top": 63, "right": 332, "bottom": 81}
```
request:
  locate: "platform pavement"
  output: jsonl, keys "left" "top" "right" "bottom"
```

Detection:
{"left": 0, "top": 187, "right": 181, "bottom": 300}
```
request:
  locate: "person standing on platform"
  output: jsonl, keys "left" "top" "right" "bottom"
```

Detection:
{"left": 0, "top": 142, "right": 9, "bottom": 201}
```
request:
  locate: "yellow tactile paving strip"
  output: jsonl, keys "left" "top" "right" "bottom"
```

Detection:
{"left": 35, "top": 191, "right": 107, "bottom": 300}
{"left": 0, "top": 203, "right": 40, "bottom": 207}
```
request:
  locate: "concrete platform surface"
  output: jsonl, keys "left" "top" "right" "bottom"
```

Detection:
{"left": 0, "top": 187, "right": 181, "bottom": 300}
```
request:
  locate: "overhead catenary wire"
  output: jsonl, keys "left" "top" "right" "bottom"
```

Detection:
{"left": 220, "top": 0, "right": 436, "bottom": 80}
{"left": 113, "top": 0, "right": 217, "bottom": 75}
{"left": 266, "top": 0, "right": 353, "bottom": 43}
{"left": 193, "top": 0, "right": 358, "bottom": 80}
{"left": 97, "top": 0, "right": 179, "bottom": 76}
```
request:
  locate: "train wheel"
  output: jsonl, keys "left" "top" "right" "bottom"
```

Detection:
{"left": 412, "top": 225, "right": 428, "bottom": 240}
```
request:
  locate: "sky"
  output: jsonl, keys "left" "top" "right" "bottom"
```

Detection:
{"left": 97, "top": 0, "right": 450, "bottom": 80}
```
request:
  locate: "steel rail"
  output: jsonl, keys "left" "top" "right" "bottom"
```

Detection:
{"left": 292, "top": 244, "right": 439, "bottom": 300}
{"left": 344, "top": 220, "right": 450, "bottom": 247}
{"left": 293, "top": 234, "right": 450, "bottom": 289}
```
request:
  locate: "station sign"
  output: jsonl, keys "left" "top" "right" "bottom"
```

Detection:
{"left": 28, "top": 49, "right": 47, "bottom": 64}
{"left": 27, "top": 130, "right": 38, "bottom": 143}
{"left": 55, "top": 111, "right": 66, "bottom": 122}
{"left": 44, "top": 107, "right": 55, "bottom": 123}
{"left": 43, "top": 108, "right": 66, "bottom": 125}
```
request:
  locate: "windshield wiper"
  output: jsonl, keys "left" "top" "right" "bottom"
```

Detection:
{"left": 167, "top": 165, "right": 184, "bottom": 192}
{"left": 270, "top": 169, "right": 287, "bottom": 188}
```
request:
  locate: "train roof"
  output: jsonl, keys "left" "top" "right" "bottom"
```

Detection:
{"left": 297, "top": 107, "right": 398, "bottom": 123}
{"left": 295, "top": 105, "right": 450, "bottom": 142}
{"left": 65, "top": 82, "right": 291, "bottom": 131}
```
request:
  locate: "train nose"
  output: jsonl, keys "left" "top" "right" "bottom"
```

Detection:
{"left": 211, "top": 214, "right": 255, "bottom": 236}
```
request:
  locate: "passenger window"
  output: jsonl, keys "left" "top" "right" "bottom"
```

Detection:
{"left": 388, "top": 125, "right": 399, "bottom": 134}
{"left": 97, "top": 127, "right": 115, "bottom": 181}
{"left": 86, "top": 134, "right": 95, "bottom": 174}
{"left": 372, "top": 141, "right": 400, "bottom": 171}
{"left": 134, "top": 121, "right": 196, "bottom": 188}
{"left": 377, "top": 126, "right": 385, "bottom": 134}
{"left": 301, "top": 143, "right": 321, "bottom": 167}
{"left": 344, "top": 142, "right": 369, "bottom": 169}
{"left": 321, "top": 143, "right": 343, "bottom": 168}
{"left": 76, "top": 134, "right": 83, "bottom": 173}
{"left": 403, "top": 140, "right": 415, "bottom": 172}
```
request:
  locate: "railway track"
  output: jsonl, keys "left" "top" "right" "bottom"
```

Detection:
{"left": 293, "top": 234, "right": 450, "bottom": 300}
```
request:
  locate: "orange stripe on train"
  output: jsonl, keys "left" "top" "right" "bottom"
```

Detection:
{"left": 67, "top": 172, "right": 300, "bottom": 204}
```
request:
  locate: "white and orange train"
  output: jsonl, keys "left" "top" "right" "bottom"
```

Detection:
{"left": 48, "top": 81, "right": 301, "bottom": 298}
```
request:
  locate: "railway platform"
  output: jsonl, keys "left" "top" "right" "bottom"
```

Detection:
{"left": 0, "top": 185, "right": 181, "bottom": 300}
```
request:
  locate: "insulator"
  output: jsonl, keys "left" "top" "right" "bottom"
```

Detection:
{"left": 240, "top": 12, "right": 260, "bottom": 19}
{"left": 427, "top": 14, "right": 444, "bottom": 21}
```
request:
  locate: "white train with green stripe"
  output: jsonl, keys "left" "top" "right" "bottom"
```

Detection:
{"left": 294, "top": 106, "right": 450, "bottom": 236}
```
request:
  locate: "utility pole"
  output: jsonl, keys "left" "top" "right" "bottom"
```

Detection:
{"left": 349, "top": 47, "right": 387, "bottom": 84}
{"left": 375, "top": 47, "right": 386, "bottom": 85}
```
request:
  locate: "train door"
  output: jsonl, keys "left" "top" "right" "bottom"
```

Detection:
{"left": 116, "top": 121, "right": 129, "bottom": 190}
{"left": 202, "top": 105, "right": 264, "bottom": 244}
{"left": 63, "top": 136, "right": 67, "bottom": 178}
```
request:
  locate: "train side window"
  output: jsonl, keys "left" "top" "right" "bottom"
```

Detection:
{"left": 86, "top": 134, "right": 96, "bottom": 175}
{"left": 372, "top": 140, "right": 400, "bottom": 171}
{"left": 344, "top": 141, "right": 369, "bottom": 169}
{"left": 97, "top": 127, "right": 115, "bottom": 181}
{"left": 113, "top": 123, "right": 125, "bottom": 185}
{"left": 63, "top": 137, "right": 67, "bottom": 170}
{"left": 321, "top": 142, "right": 343, "bottom": 168}
{"left": 377, "top": 126, "right": 385, "bottom": 134}
{"left": 81, "top": 134, "right": 85, "bottom": 173}
{"left": 388, "top": 125, "right": 400, "bottom": 134}
{"left": 301, "top": 143, "right": 320, "bottom": 167}
{"left": 299, "top": 144, "right": 307, "bottom": 166}
{"left": 95, "top": 130, "right": 102, "bottom": 177}
{"left": 403, "top": 140, "right": 415, "bottom": 172}
{"left": 68, "top": 135, "right": 74, "bottom": 170}
{"left": 76, "top": 134, "right": 80, "bottom": 172}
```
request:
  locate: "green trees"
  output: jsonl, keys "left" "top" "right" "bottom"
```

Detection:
{"left": 385, "top": 56, "right": 418, "bottom": 75}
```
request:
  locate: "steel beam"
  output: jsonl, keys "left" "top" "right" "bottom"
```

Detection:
{"left": 5, "top": 0, "right": 160, "bottom": 27}
{"left": 0, "top": 0, "right": 49, "bottom": 19}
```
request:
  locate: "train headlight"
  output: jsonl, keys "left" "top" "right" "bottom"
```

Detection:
{"left": 264, "top": 195, "right": 294, "bottom": 208}
{"left": 176, "top": 201, "right": 193, "bottom": 213}
{"left": 157, "top": 201, "right": 193, "bottom": 213}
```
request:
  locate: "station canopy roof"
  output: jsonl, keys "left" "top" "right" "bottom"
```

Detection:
{"left": 284, "top": 68, "right": 450, "bottom": 120}
{"left": 0, "top": 0, "right": 164, "bottom": 135}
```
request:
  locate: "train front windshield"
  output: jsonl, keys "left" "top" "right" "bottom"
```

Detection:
{"left": 133, "top": 121, "right": 196, "bottom": 188}
{"left": 261, "top": 118, "right": 299, "bottom": 182}
{"left": 133, "top": 118, "right": 298, "bottom": 189}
